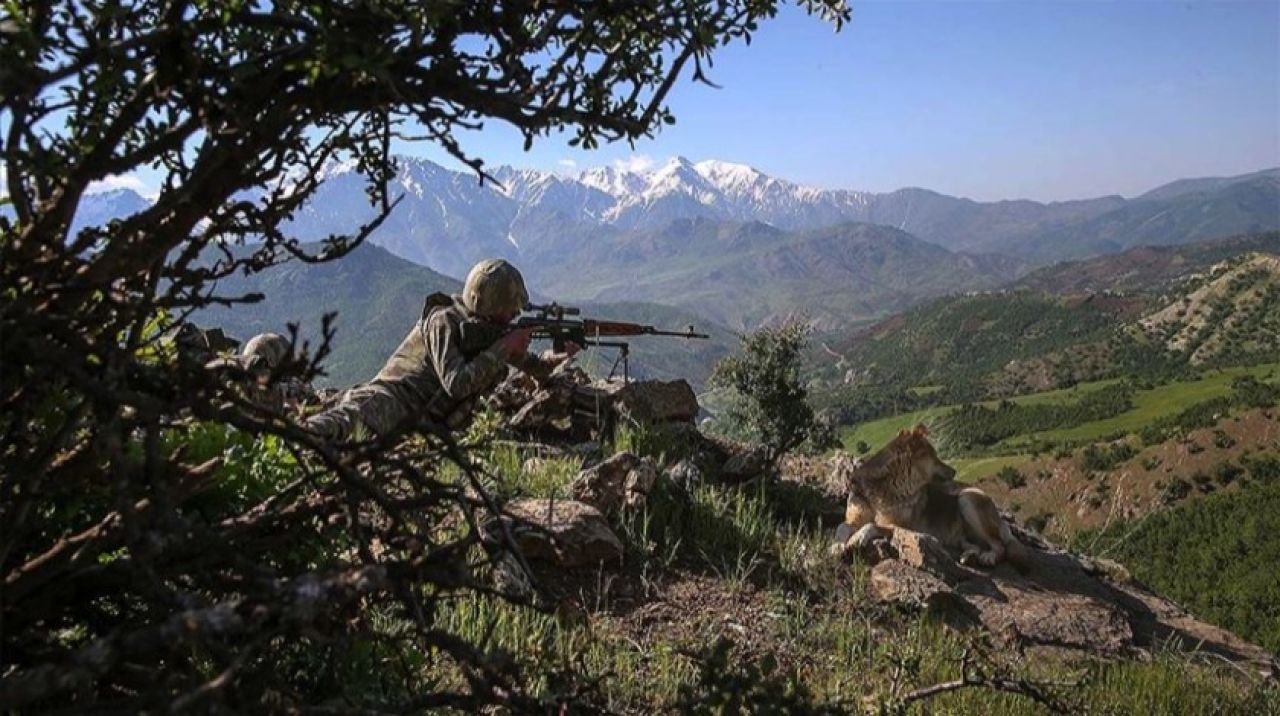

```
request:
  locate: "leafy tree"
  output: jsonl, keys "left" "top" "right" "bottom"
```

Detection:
{"left": 710, "top": 320, "right": 836, "bottom": 467}
{"left": 0, "top": 1, "right": 847, "bottom": 711}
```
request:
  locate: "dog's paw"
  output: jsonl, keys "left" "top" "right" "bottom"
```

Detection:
{"left": 850, "top": 524, "right": 885, "bottom": 550}
{"left": 977, "top": 551, "right": 1000, "bottom": 567}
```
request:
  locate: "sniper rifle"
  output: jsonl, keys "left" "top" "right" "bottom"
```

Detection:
{"left": 459, "top": 302, "right": 710, "bottom": 381}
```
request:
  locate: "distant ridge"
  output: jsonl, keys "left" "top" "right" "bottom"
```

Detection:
{"left": 1012, "top": 231, "right": 1280, "bottom": 294}
{"left": 279, "top": 157, "right": 1280, "bottom": 277}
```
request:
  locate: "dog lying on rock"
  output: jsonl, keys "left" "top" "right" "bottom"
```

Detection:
{"left": 834, "top": 425, "right": 1031, "bottom": 570}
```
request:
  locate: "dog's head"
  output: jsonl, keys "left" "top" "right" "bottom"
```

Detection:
{"left": 854, "top": 424, "right": 955, "bottom": 496}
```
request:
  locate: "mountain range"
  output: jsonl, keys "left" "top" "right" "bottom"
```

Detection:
{"left": 75, "top": 158, "right": 1278, "bottom": 281}
{"left": 279, "top": 157, "right": 1278, "bottom": 276}
{"left": 68, "top": 159, "right": 1279, "bottom": 331}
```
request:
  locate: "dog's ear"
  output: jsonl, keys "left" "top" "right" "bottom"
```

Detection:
{"left": 913, "top": 423, "right": 929, "bottom": 437}
{"left": 897, "top": 428, "right": 911, "bottom": 439}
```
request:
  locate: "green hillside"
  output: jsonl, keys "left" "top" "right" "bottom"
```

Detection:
{"left": 1013, "top": 231, "right": 1280, "bottom": 295}
{"left": 812, "top": 239, "right": 1280, "bottom": 430}
{"left": 196, "top": 242, "right": 461, "bottom": 386}
{"left": 1082, "top": 465, "right": 1280, "bottom": 654}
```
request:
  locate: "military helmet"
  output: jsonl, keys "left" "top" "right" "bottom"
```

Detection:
{"left": 241, "top": 333, "right": 291, "bottom": 371}
{"left": 462, "top": 259, "right": 528, "bottom": 318}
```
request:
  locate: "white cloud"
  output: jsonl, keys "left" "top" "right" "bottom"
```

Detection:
{"left": 613, "top": 154, "right": 655, "bottom": 173}
{"left": 86, "top": 173, "right": 150, "bottom": 196}
{"left": 557, "top": 158, "right": 577, "bottom": 169}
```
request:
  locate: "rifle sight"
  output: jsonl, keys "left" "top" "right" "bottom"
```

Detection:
{"left": 525, "top": 302, "right": 581, "bottom": 319}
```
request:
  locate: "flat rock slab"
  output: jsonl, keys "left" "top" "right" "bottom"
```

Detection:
{"left": 857, "top": 529, "right": 1278, "bottom": 676}
{"left": 584, "top": 379, "right": 700, "bottom": 424}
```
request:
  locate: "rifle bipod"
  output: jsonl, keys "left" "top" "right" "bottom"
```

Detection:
{"left": 595, "top": 340, "right": 630, "bottom": 383}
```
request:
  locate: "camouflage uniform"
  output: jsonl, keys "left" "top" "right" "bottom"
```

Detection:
{"left": 240, "top": 333, "right": 319, "bottom": 412}
{"left": 306, "top": 260, "right": 552, "bottom": 441}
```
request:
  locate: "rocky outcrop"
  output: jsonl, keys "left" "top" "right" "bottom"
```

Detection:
{"left": 580, "top": 379, "right": 700, "bottom": 424}
{"left": 490, "top": 367, "right": 700, "bottom": 442}
{"left": 571, "top": 452, "right": 658, "bottom": 514}
{"left": 502, "top": 499, "right": 624, "bottom": 568}
{"left": 843, "top": 527, "right": 1278, "bottom": 676}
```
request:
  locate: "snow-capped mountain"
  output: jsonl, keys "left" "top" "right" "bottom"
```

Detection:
{"left": 51, "top": 156, "right": 1280, "bottom": 288}
{"left": 497, "top": 156, "right": 877, "bottom": 232}
{"left": 284, "top": 155, "right": 890, "bottom": 277}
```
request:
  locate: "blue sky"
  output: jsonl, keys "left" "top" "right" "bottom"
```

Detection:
{"left": 410, "top": 0, "right": 1280, "bottom": 202}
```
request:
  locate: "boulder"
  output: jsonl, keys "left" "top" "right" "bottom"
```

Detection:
{"left": 492, "top": 368, "right": 701, "bottom": 443}
{"left": 582, "top": 379, "right": 700, "bottom": 424}
{"left": 890, "top": 529, "right": 963, "bottom": 583}
{"left": 869, "top": 560, "right": 979, "bottom": 628}
{"left": 848, "top": 528, "right": 1278, "bottom": 675}
{"left": 869, "top": 559, "right": 952, "bottom": 606}
{"left": 571, "top": 452, "right": 658, "bottom": 514}
{"left": 666, "top": 459, "right": 705, "bottom": 492}
{"left": 707, "top": 438, "right": 771, "bottom": 483}
{"left": 502, "top": 499, "right": 623, "bottom": 568}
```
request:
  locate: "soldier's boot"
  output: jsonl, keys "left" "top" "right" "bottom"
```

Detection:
{"left": 304, "top": 411, "right": 352, "bottom": 443}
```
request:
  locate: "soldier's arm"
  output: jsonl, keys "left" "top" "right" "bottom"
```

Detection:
{"left": 424, "top": 313, "right": 509, "bottom": 399}
{"left": 512, "top": 338, "right": 581, "bottom": 383}
{"left": 510, "top": 351, "right": 560, "bottom": 383}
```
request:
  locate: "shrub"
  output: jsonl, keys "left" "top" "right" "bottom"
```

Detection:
{"left": 1232, "top": 375, "right": 1280, "bottom": 409}
{"left": 709, "top": 321, "right": 835, "bottom": 467}
{"left": 997, "top": 466, "right": 1027, "bottom": 489}
{"left": 1080, "top": 442, "right": 1137, "bottom": 472}
{"left": 1161, "top": 478, "right": 1192, "bottom": 505}
{"left": 1214, "top": 462, "right": 1244, "bottom": 486}
{"left": 1244, "top": 455, "right": 1280, "bottom": 483}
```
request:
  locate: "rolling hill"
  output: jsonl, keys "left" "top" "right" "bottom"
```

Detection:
{"left": 809, "top": 233, "right": 1280, "bottom": 424}
{"left": 529, "top": 219, "right": 1024, "bottom": 330}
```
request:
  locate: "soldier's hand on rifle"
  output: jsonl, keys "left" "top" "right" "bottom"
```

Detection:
{"left": 562, "top": 341, "right": 583, "bottom": 360}
{"left": 498, "top": 327, "right": 534, "bottom": 361}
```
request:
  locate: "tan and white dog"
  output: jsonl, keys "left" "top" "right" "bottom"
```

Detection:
{"left": 838, "top": 425, "right": 1031, "bottom": 569}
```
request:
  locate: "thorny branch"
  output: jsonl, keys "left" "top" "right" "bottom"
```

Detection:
{"left": 0, "top": 0, "right": 847, "bottom": 710}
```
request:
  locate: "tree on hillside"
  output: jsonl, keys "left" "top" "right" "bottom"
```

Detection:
{"left": 709, "top": 320, "right": 838, "bottom": 469}
{"left": 0, "top": 2, "right": 848, "bottom": 711}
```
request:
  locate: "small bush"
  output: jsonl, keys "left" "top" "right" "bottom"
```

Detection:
{"left": 1214, "top": 462, "right": 1244, "bottom": 486}
{"left": 1212, "top": 430, "right": 1236, "bottom": 449}
{"left": 1140, "top": 424, "right": 1167, "bottom": 446}
{"left": 997, "top": 466, "right": 1026, "bottom": 489}
{"left": 1244, "top": 455, "right": 1280, "bottom": 483}
{"left": 1079, "top": 442, "right": 1137, "bottom": 472}
{"left": 1161, "top": 478, "right": 1192, "bottom": 505}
